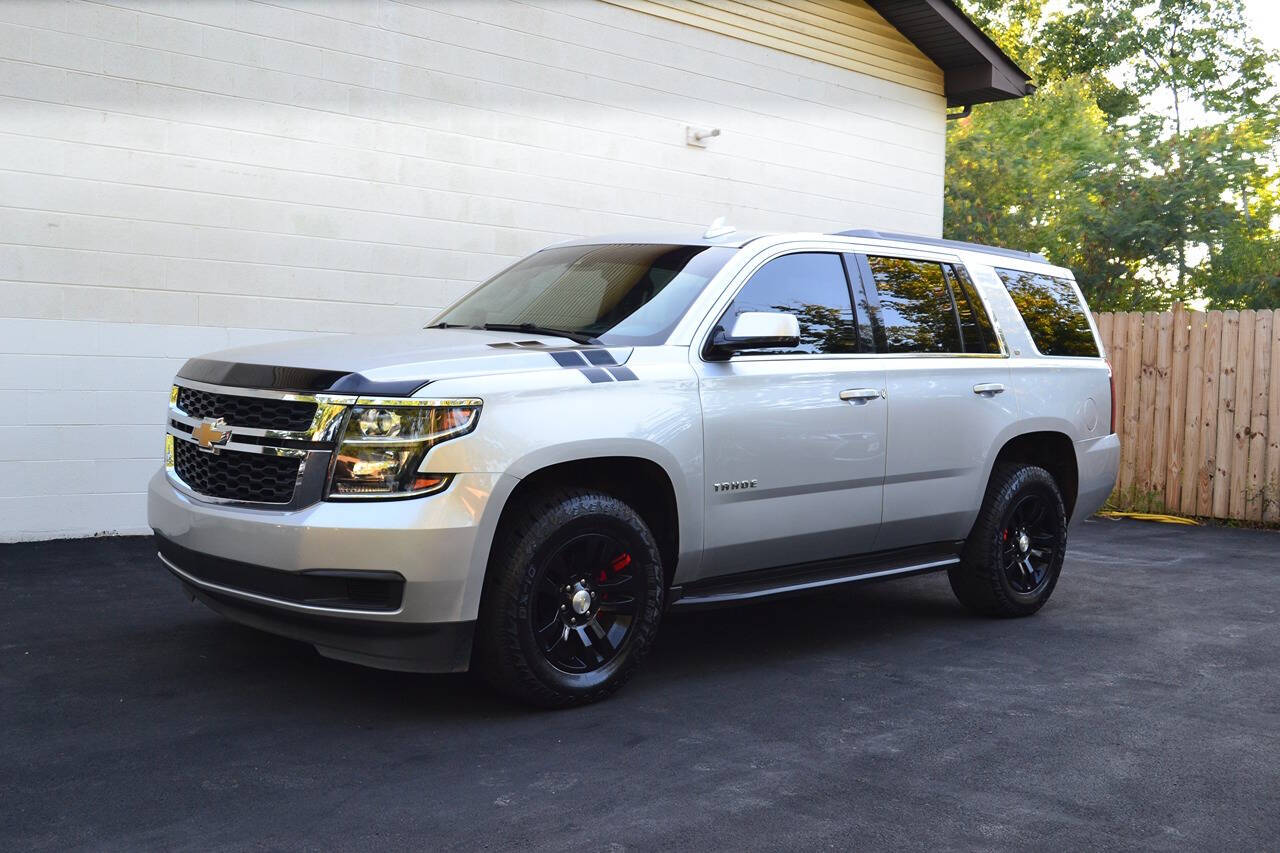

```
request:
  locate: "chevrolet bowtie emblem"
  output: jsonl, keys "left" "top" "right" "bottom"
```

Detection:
{"left": 192, "top": 417, "right": 231, "bottom": 453}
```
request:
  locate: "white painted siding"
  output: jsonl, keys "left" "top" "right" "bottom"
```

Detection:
{"left": 0, "top": 0, "right": 946, "bottom": 541}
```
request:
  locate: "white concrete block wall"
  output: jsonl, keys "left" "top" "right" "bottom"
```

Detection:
{"left": 0, "top": 0, "right": 946, "bottom": 541}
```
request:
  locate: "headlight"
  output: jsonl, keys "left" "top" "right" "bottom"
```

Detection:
{"left": 327, "top": 402, "right": 480, "bottom": 500}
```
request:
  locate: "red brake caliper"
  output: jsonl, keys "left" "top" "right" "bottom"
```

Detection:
{"left": 599, "top": 552, "right": 631, "bottom": 583}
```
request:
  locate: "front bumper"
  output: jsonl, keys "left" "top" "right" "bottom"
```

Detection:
{"left": 171, "top": 569, "right": 475, "bottom": 673}
{"left": 148, "top": 468, "right": 518, "bottom": 669}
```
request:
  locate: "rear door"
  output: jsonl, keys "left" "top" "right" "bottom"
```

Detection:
{"left": 851, "top": 252, "right": 1017, "bottom": 551}
{"left": 693, "top": 249, "right": 887, "bottom": 581}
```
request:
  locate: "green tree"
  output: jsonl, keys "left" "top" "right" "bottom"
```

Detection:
{"left": 1043, "top": 0, "right": 1279, "bottom": 301}
{"left": 1193, "top": 170, "right": 1280, "bottom": 307}
{"left": 948, "top": 77, "right": 1170, "bottom": 308}
{"left": 947, "top": 0, "right": 1280, "bottom": 309}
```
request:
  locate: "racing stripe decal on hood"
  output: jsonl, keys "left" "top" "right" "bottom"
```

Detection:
{"left": 547, "top": 349, "right": 638, "bottom": 383}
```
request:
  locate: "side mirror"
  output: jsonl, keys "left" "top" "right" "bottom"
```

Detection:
{"left": 706, "top": 312, "right": 801, "bottom": 360}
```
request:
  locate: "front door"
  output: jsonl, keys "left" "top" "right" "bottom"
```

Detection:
{"left": 693, "top": 251, "right": 887, "bottom": 581}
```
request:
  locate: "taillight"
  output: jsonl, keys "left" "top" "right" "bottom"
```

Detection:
{"left": 1107, "top": 362, "right": 1116, "bottom": 435}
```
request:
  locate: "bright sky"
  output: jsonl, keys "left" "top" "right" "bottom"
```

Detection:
{"left": 1241, "top": 0, "right": 1279, "bottom": 157}
{"left": 1100, "top": 0, "right": 1280, "bottom": 136}
{"left": 1243, "top": 0, "right": 1280, "bottom": 51}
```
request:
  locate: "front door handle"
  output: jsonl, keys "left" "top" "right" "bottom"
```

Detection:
{"left": 973, "top": 383, "right": 1005, "bottom": 396}
{"left": 840, "top": 388, "right": 882, "bottom": 403}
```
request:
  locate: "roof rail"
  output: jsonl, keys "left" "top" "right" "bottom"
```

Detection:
{"left": 833, "top": 229, "right": 1048, "bottom": 263}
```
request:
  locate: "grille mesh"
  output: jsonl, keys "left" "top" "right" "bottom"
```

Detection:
{"left": 173, "top": 441, "right": 300, "bottom": 504}
{"left": 176, "top": 386, "right": 316, "bottom": 431}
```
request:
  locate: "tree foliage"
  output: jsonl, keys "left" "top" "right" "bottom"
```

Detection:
{"left": 947, "top": 0, "right": 1280, "bottom": 309}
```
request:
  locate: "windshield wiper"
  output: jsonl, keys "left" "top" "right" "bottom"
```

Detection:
{"left": 480, "top": 323, "right": 600, "bottom": 345}
{"left": 426, "top": 322, "right": 478, "bottom": 330}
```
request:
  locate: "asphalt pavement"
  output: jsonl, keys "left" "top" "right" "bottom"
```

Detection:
{"left": 2, "top": 518, "right": 1277, "bottom": 851}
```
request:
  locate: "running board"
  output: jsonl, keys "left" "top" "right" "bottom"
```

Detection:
{"left": 670, "top": 551, "right": 960, "bottom": 608}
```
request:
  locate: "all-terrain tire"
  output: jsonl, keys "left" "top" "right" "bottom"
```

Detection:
{"left": 949, "top": 463, "right": 1067, "bottom": 618}
{"left": 473, "top": 487, "right": 664, "bottom": 708}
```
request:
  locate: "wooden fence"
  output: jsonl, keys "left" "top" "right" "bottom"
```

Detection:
{"left": 1094, "top": 306, "right": 1280, "bottom": 523}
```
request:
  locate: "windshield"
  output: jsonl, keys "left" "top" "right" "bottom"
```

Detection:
{"left": 433, "top": 244, "right": 736, "bottom": 346}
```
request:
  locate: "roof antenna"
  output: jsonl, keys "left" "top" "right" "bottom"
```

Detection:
{"left": 703, "top": 217, "right": 736, "bottom": 239}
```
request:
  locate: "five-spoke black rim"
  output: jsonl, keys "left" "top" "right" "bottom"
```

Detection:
{"left": 531, "top": 532, "right": 644, "bottom": 674}
{"left": 1001, "top": 492, "right": 1060, "bottom": 594}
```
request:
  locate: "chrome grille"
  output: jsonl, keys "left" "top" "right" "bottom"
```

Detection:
{"left": 165, "top": 380, "right": 354, "bottom": 508}
{"left": 173, "top": 441, "right": 301, "bottom": 504}
{"left": 176, "top": 386, "right": 316, "bottom": 431}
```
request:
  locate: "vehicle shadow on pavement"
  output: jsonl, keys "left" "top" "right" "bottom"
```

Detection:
{"left": 5, "top": 535, "right": 979, "bottom": 725}
{"left": 152, "top": 612, "right": 518, "bottom": 718}
{"left": 148, "top": 572, "right": 970, "bottom": 716}
{"left": 656, "top": 576, "right": 967, "bottom": 664}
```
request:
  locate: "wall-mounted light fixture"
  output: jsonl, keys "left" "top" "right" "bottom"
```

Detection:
{"left": 686, "top": 126, "right": 721, "bottom": 148}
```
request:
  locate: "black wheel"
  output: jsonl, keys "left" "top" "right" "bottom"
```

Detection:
{"left": 949, "top": 463, "right": 1067, "bottom": 617}
{"left": 474, "top": 487, "right": 664, "bottom": 708}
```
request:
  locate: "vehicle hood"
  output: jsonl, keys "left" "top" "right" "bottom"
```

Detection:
{"left": 176, "top": 328, "right": 634, "bottom": 396}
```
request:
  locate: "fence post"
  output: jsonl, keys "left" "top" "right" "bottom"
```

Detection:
{"left": 1197, "top": 311, "right": 1223, "bottom": 517}
{"left": 1266, "top": 311, "right": 1280, "bottom": 524}
{"left": 1248, "top": 311, "right": 1273, "bottom": 522}
{"left": 1212, "top": 311, "right": 1240, "bottom": 518}
{"left": 1179, "top": 311, "right": 1207, "bottom": 515}
{"left": 1166, "top": 304, "right": 1190, "bottom": 509}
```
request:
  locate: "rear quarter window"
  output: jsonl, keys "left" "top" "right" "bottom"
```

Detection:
{"left": 995, "top": 268, "right": 1100, "bottom": 357}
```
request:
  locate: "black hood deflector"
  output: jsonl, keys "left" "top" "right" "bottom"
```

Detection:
{"left": 176, "top": 358, "right": 429, "bottom": 397}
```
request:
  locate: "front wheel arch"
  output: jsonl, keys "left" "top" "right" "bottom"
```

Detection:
{"left": 490, "top": 456, "right": 681, "bottom": 589}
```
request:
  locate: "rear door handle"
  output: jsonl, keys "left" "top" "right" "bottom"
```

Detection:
{"left": 840, "top": 388, "right": 882, "bottom": 402}
{"left": 973, "top": 383, "right": 1005, "bottom": 395}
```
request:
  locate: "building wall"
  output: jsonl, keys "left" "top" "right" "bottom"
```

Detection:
{"left": 601, "top": 0, "right": 945, "bottom": 95}
{"left": 0, "top": 0, "right": 946, "bottom": 542}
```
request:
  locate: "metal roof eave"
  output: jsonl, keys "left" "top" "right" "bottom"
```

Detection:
{"left": 865, "top": 0, "right": 1034, "bottom": 106}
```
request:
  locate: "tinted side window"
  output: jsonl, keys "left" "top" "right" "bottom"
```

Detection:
{"left": 996, "top": 269, "right": 1100, "bottom": 357}
{"left": 947, "top": 265, "right": 1001, "bottom": 354}
{"left": 717, "top": 253, "right": 859, "bottom": 355}
{"left": 866, "top": 256, "right": 961, "bottom": 354}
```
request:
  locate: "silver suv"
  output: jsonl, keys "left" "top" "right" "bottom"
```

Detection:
{"left": 149, "top": 227, "right": 1120, "bottom": 706}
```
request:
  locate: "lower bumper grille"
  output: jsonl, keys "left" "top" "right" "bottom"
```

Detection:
{"left": 173, "top": 440, "right": 301, "bottom": 504}
{"left": 157, "top": 535, "right": 405, "bottom": 612}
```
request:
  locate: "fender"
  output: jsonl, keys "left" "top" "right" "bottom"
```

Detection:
{"left": 971, "top": 419, "right": 1082, "bottom": 525}
{"left": 458, "top": 437, "right": 704, "bottom": 622}
{"left": 505, "top": 436, "right": 701, "bottom": 568}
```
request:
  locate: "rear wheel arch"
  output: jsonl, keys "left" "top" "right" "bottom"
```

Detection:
{"left": 952, "top": 462, "right": 1067, "bottom": 617}
{"left": 984, "top": 431, "right": 1079, "bottom": 522}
